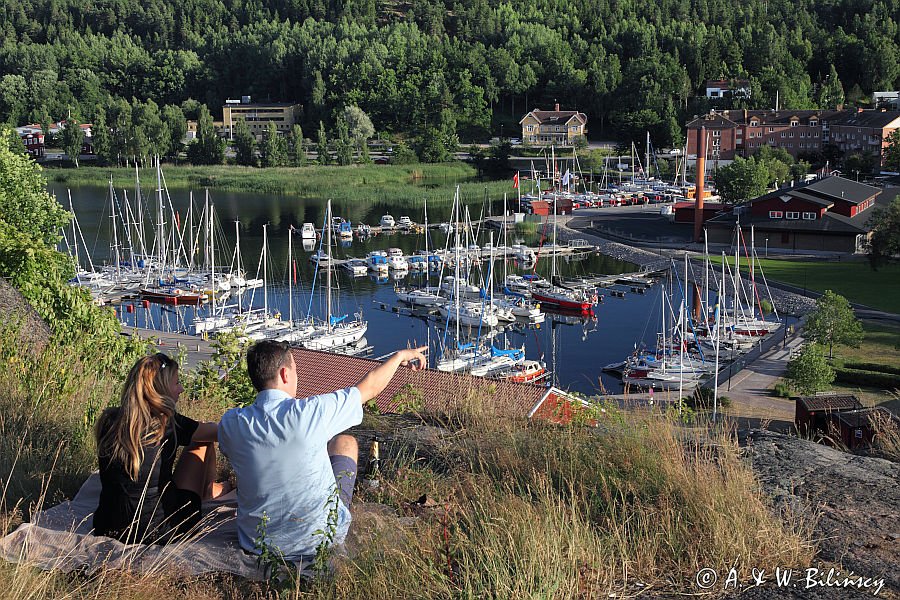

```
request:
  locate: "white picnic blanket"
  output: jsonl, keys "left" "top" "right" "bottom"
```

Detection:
{"left": 0, "top": 473, "right": 270, "bottom": 579}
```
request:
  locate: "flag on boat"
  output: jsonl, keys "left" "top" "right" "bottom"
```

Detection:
{"left": 513, "top": 172, "right": 519, "bottom": 189}
{"left": 561, "top": 169, "right": 571, "bottom": 187}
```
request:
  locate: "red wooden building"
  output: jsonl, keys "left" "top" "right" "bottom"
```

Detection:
{"left": 705, "top": 176, "right": 887, "bottom": 253}
{"left": 526, "top": 198, "right": 574, "bottom": 216}
{"left": 796, "top": 393, "right": 899, "bottom": 450}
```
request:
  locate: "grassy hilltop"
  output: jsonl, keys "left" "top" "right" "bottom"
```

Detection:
{"left": 0, "top": 323, "right": 816, "bottom": 598}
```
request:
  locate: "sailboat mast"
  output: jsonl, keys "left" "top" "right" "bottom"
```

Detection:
{"left": 288, "top": 224, "right": 293, "bottom": 324}
{"left": 263, "top": 224, "right": 269, "bottom": 316}
{"left": 209, "top": 198, "right": 216, "bottom": 314}
{"left": 326, "top": 200, "right": 332, "bottom": 331}
{"left": 109, "top": 178, "right": 120, "bottom": 279}
{"left": 156, "top": 158, "right": 165, "bottom": 275}
{"left": 646, "top": 131, "right": 651, "bottom": 180}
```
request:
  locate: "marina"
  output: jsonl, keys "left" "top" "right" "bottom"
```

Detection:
{"left": 55, "top": 179, "right": 787, "bottom": 396}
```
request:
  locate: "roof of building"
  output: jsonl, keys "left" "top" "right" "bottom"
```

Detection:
{"left": 831, "top": 407, "right": 900, "bottom": 428}
{"left": 705, "top": 177, "right": 890, "bottom": 234}
{"left": 289, "top": 347, "right": 581, "bottom": 423}
{"left": 520, "top": 109, "right": 587, "bottom": 126}
{"left": 803, "top": 176, "right": 880, "bottom": 205}
{"left": 688, "top": 109, "right": 842, "bottom": 128}
{"left": 797, "top": 393, "right": 863, "bottom": 412}
{"left": 223, "top": 102, "right": 300, "bottom": 108}
{"left": 829, "top": 110, "right": 900, "bottom": 129}
{"left": 686, "top": 113, "right": 739, "bottom": 129}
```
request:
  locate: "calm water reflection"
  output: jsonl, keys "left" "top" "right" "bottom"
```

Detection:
{"left": 52, "top": 183, "right": 681, "bottom": 395}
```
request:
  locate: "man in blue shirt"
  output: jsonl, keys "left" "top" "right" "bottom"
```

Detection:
{"left": 218, "top": 340, "right": 426, "bottom": 561}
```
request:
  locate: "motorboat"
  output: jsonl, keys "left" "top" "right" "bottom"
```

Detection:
{"left": 387, "top": 247, "right": 408, "bottom": 270}
{"left": 310, "top": 250, "right": 332, "bottom": 266}
{"left": 380, "top": 214, "right": 396, "bottom": 228}
{"left": 300, "top": 223, "right": 317, "bottom": 240}
{"left": 341, "top": 259, "right": 368, "bottom": 276}
{"left": 493, "top": 360, "right": 548, "bottom": 383}
{"left": 398, "top": 215, "right": 413, "bottom": 228}
{"left": 366, "top": 250, "right": 389, "bottom": 272}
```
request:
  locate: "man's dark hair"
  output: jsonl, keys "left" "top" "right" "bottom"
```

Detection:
{"left": 246, "top": 341, "right": 293, "bottom": 392}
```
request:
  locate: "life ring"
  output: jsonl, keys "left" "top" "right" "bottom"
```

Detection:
{"left": 173, "top": 288, "right": 183, "bottom": 295}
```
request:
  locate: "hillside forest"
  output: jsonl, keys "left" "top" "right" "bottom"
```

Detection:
{"left": 1, "top": 0, "right": 899, "bottom": 151}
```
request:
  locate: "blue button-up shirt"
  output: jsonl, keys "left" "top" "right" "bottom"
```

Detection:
{"left": 218, "top": 386, "right": 363, "bottom": 560}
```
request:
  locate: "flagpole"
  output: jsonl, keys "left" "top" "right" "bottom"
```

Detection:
{"left": 517, "top": 170, "right": 521, "bottom": 213}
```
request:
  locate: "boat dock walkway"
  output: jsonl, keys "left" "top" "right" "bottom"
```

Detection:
{"left": 124, "top": 326, "right": 216, "bottom": 369}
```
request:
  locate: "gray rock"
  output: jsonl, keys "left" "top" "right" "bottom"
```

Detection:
{"left": 742, "top": 430, "right": 899, "bottom": 597}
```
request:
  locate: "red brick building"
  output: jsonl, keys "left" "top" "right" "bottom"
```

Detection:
{"left": 686, "top": 108, "right": 900, "bottom": 167}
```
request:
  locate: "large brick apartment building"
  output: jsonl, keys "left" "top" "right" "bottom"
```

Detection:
{"left": 686, "top": 108, "right": 900, "bottom": 167}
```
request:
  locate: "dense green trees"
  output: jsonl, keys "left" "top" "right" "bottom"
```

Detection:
{"left": 2, "top": 0, "right": 900, "bottom": 150}
{"left": 187, "top": 105, "right": 225, "bottom": 165}
{"left": 786, "top": 343, "right": 835, "bottom": 395}
{"left": 866, "top": 197, "right": 900, "bottom": 270}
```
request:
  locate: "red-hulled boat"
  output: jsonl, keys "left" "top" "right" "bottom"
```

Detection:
{"left": 530, "top": 286, "right": 597, "bottom": 313}
{"left": 493, "top": 359, "right": 548, "bottom": 383}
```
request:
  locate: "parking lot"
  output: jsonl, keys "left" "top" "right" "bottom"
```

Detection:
{"left": 567, "top": 203, "right": 695, "bottom": 245}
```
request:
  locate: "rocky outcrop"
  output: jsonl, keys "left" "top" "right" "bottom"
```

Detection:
{"left": 0, "top": 277, "right": 50, "bottom": 352}
{"left": 742, "top": 430, "right": 899, "bottom": 598}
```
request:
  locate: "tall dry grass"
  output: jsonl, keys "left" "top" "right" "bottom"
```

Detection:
{"left": 1, "top": 332, "right": 816, "bottom": 599}
{"left": 309, "top": 407, "right": 816, "bottom": 599}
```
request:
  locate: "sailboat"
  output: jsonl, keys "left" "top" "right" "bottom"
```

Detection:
{"left": 395, "top": 197, "right": 444, "bottom": 307}
{"left": 529, "top": 192, "right": 597, "bottom": 313}
{"left": 301, "top": 200, "right": 368, "bottom": 351}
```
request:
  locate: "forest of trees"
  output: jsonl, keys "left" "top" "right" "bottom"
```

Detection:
{"left": 1, "top": 0, "right": 899, "bottom": 151}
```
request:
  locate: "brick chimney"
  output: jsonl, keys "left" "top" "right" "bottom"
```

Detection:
{"left": 555, "top": 102, "right": 560, "bottom": 111}
{"left": 694, "top": 126, "right": 706, "bottom": 243}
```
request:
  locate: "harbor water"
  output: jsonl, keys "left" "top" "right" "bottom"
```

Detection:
{"left": 53, "top": 182, "right": 689, "bottom": 395}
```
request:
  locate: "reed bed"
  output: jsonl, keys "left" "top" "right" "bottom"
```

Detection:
{"left": 47, "top": 164, "right": 513, "bottom": 207}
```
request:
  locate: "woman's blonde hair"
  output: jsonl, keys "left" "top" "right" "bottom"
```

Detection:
{"left": 96, "top": 353, "right": 180, "bottom": 480}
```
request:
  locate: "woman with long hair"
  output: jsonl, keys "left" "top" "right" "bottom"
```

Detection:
{"left": 93, "top": 352, "right": 230, "bottom": 543}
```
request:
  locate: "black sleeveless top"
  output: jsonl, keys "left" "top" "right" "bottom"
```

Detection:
{"left": 92, "top": 408, "right": 199, "bottom": 542}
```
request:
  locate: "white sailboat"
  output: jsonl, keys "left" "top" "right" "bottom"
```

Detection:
{"left": 301, "top": 200, "right": 368, "bottom": 351}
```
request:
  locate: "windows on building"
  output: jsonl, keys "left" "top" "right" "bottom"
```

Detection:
{"left": 810, "top": 120, "right": 818, "bottom": 127}
{"left": 803, "top": 212, "right": 816, "bottom": 220}
{"left": 786, "top": 211, "right": 800, "bottom": 219}
{"left": 769, "top": 211, "right": 783, "bottom": 218}
{"left": 781, "top": 132, "right": 786, "bottom": 138}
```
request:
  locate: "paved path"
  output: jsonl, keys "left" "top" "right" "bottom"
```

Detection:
{"left": 720, "top": 335, "right": 805, "bottom": 423}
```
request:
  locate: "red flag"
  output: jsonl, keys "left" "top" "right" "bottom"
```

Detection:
{"left": 513, "top": 172, "right": 519, "bottom": 189}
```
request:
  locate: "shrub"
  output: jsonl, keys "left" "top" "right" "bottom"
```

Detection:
{"left": 773, "top": 381, "right": 793, "bottom": 398}
{"left": 841, "top": 361, "right": 900, "bottom": 376}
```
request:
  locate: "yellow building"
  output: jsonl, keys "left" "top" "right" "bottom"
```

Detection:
{"left": 519, "top": 104, "right": 587, "bottom": 146}
{"left": 221, "top": 97, "right": 302, "bottom": 138}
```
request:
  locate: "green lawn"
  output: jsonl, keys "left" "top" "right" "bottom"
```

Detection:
{"left": 708, "top": 255, "right": 900, "bottom": 314}
{"left": 832, "top": 320, "right": 900, "bottom": 412}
